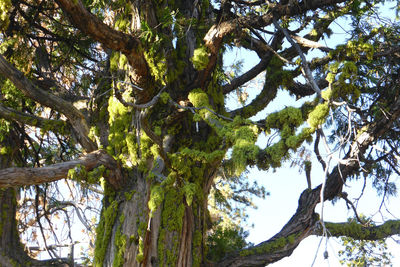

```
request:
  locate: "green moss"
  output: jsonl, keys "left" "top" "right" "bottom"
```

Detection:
{"left": 307, "top": 102, "right": 329, "bottom": 130}
{"left": 94, "top": 200, "right": 120, "bottom": 267}
{"left": 183, "top": 183, "right": 200, "bottom": 206}
{"left": 67, "top": 164, "right": 87, "bottom": 182}
{"left": 158, "top": 229, "right": 166, "bottom": 267}
{"left": 0, "top": 146, "right": 9, "bottom": 155}
{"left": 148, "top": 185, "right": 164, "bottom": 213}
{"left": 87, "top": 165, "right": 106, "bottom": 184}
{"left": 239, "top": 234, "right": 299, "bottom": 257}
{"left": 113, "top": 214, "right": 127, "bottom": 267}
{"left": 160, "top": 92, "right": 171, "bottom": 104}
{"left": 188, "top": 88, "right": 210, "bottom": 108}
{"left": 191, "top": 46, "right": 209, "bottom": 70}
{"left": 158, "top": 187, "right": 186, "bottom": 265}
{"left": 135, "top": 221, "right": 147, "bottom": 263}
{"left": 124, "top": 190, "right": 136, "bottom": 201}
{"left": 0, "top": 0, "right": 11, "bottom": 30}
{"left": 192, "top": 230, "right": 202, "bottom": 267}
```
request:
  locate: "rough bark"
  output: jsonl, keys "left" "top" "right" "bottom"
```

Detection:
{"left": 0, "top": 150, "right": 121, "bottom": 189}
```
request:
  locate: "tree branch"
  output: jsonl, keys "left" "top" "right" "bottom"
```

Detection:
{"left": 55, "top": 0, "right": 149, "bottom": 88}
{"left": 273, "top": 18, "right": 321, "bottom": 96}
{"left": 0, "top": 150, "right": 120, "bottom": 188}
{"left": 322, "top": 220, "right": 400, "bottom": 240}
{"left": 0, "top": 104, "right": 68, "bottom": 134}
{"left": 0, "top": 53, "right": 97, "bottom": 152}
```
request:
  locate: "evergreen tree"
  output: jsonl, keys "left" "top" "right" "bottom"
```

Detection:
{"left": 0, "top": 0, "right": 399, "bottom": 266}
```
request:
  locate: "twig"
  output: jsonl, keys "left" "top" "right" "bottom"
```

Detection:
{"left": 273, "top": 18, "right": 321, "bottom": 96}
{"left": 314, "top": 129, "right": 327, "bottom": 170}
{"left": 341, "top": 192, "right": 363, "bottom": 224}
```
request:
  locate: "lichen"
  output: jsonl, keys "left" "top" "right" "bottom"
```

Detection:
{"left": 94, "top": 200, "right": 120, "bottom": 267}
{"left": 239, "top": 233, "right": 299, "bottom": 257}
{"left": 307, "top": 102, "right": 329, "bottom": 130}
{"left": 148, "top": 185, "right": 164, "bottom": 213}
{"left": 191, "top": 46, "right": 209, "bottom": 70}
{"left": 113, "top": 214, "right": 127, "bottom": 267}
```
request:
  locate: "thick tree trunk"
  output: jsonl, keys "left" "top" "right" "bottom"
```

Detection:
{"left": 96, "top": 169, "right": 209, "bottom": 267}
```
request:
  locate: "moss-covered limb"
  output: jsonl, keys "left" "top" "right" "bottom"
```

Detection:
{"left": 0, "top": 104, "right": 68, "bottom": 134}
{"left": 322, "top": 220, "right": 400, "bottom": 241}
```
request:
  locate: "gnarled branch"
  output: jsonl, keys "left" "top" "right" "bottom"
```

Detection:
{"left": 55, "top": 0, "right": 149, "bottom": 88}
{"left": 0, "top": 150, "right": 120, "bottom": 189}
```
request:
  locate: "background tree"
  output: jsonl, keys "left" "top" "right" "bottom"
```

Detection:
{"left": 0, "top": 0, "right": 400, "bottom": 266}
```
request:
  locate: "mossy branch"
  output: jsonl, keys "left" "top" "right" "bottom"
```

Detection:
{"left": 321, "top": 220, "right": 400, "bottom": 240}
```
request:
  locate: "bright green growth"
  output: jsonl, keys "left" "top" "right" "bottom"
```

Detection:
{"left": 265, "top": 106, "right": 304, "bottom": 134}
{"left": 191, "top": 46, "right": 209, "bottom": 70}
{"left": 67, "top": 164, "right": 88, "bottom": 181}
{"left": 148, "top": 185, "right": 164, "bottom": 213}
{"left": 231, "top": 126, "right": 260, "bottom": 176}
{"left": 113, "top": 214, "right": 127, "bottom": 267}
{"left": 239, "top": 233, "right": 298, "bottom": 257}
{"left": 188, "top": 88, "right": 210, "bottom": 108}
{"left": 94, "top": 200, "right": 120, "bottom": 267}
{"left": 182, "top": 183, "right": 199, "bottom": 206}
{"left": 87, "top": 165, "right": 106, "bottom": 184}
{"left": 307, "top": 102, "right": 329, "bottom": 130}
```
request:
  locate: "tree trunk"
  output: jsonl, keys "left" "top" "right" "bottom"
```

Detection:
{"left": 96, "top": 166, "right": 214, "bottom": 267}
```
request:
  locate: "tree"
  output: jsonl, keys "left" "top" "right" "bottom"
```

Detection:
{"left": 0, "top": 0, "right": 400, "bottom": 266}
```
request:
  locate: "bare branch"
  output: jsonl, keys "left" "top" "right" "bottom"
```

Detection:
{"left": 0, "top": 150, "right": 118, "bottom": 188}
{"left": 273, "top": 18, "right": 321, "bottom": 96}
{"left": 115, "top": 85, "right": 167, "bottom": 109}
{"left": 290, "top": 34, "right": 332, "bottom": 52}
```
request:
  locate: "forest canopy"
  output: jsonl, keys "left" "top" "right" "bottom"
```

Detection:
{"left": 0, "top": 0, "right": 400, "bottom": 266}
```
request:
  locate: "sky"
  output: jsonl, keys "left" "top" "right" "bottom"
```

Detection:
{"left": 223, "top": 3, "right": 400, "bottom": 266}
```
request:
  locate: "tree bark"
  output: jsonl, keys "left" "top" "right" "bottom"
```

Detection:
{"left": 95, "top": 169, "right": 209, "bottom": 267}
